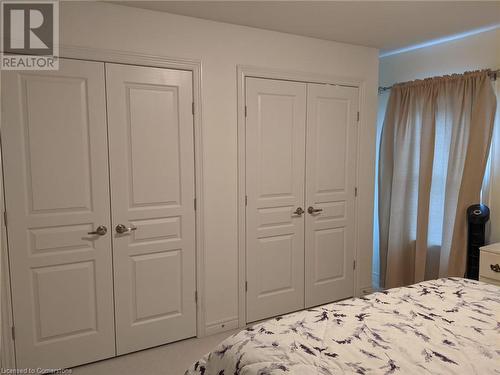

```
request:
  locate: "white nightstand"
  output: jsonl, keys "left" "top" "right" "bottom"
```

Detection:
{"left": 479, "top": 243, "right": 500, "bottom": 286}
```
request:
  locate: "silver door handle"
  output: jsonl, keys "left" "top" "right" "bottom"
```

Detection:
{"left": 88, "top": 225, "right": 107, "bottom": 236}
{"left": 308, "top": 206, "right": 323, "bottom": 214}
{"left": 292, "top": 207, "right": 304, "bottom": 216}
{"left": 116, "top": 224, "right": 137, "bottom": 234}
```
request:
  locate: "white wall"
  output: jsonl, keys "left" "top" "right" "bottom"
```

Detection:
{"left": 379, "top": 28, "right": 500, "bottom": 86}
{"left": 377, "top": 28, "right": 500, "bottom": 282}
{"left": 55, "top": 2, "right": 379, "bottom": 334}
{"left": 489, "top": 79, "right": 500, "bottom": 243}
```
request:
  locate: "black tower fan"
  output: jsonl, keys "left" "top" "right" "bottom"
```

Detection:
{"left": 466, "top": 204, "right": 490, "bottom": 280}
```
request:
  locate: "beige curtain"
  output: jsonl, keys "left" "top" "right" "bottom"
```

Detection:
{"left": 379, "top": 70, "right": 497, "bottom": 289}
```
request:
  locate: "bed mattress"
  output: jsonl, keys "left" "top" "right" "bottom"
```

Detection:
{"left": 186, "top": 278, "right": 500, "bottom": 374}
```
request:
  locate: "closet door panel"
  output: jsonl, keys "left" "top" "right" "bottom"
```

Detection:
{"left": 105, "top": 63, "right": 196, "bottom": 354}
{"left": 305, "top": 84, "right": 358, "bottom": 308}
{"left": 2, "top": 59, "right": 115, "bottom": 369}
{"left": 245, "top": 77, "right": 306, "bottom": 323}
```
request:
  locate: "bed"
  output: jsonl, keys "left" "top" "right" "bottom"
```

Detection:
{"left": 186, "top": 278, "right": 500, "bottom": 374}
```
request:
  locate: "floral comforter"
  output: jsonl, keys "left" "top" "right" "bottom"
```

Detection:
{"left": 186, "top": 278, "right": 500, "bottom": 374}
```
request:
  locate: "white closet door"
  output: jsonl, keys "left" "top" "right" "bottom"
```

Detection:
{"left": 2, "top": 59, "right": 115, "bottom": 368}
{"left": 305, "top": 83, "right": 358, "bottom": 308}
{"left": 105, "top": 63, "right": 196, "bottom": 354}
{"left": 245, "top": 77, "right": 306, "bottom": 323}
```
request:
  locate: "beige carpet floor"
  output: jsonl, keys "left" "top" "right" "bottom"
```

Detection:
{"left": 70, "top": 329, "right": 239, "bottom": 375}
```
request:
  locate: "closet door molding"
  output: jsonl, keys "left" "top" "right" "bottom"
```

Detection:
{"left": 0, "top": 47, "right": 206, "bottom": 368}
{"left": 237, "top": 65, "right": 367, "bottom": 327}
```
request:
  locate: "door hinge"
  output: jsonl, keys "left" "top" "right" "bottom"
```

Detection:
{"left": 11, "top": 326, "right": 15, "bottom": 341}
{"left": 195, "top": 290, "right": 198, "bottom": 303}
{"left": 357, "top": 111, "right": 360, "bottom": 122}
{"left": 244, "top": 106, "right": 247, "bottom": 117}
{"left": 354, "top": 187, "right": 358, "bottom": 197}
{"left": 245, "top": 195, "right": 248, "bottom": 206}
{"left": 192, "top": 102, "right": 195, "bottom": 115}
{"left": 245, "top": 281, "right": 248, "bottom": 292}
{"left": 3, "top": 211, "right": 7, "bottom": 228}
{"left": 353, "top": 260, "right": 356, "bottom": 270}
{"left": 194, "top": 198, "right": 197, "bottom": 211}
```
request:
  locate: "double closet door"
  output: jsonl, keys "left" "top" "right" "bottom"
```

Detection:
{"left": 245, "top": 77, "right": 358, "bottom": 323}
{"left": 2, "top": 58, "right": 196, "bottom": 369}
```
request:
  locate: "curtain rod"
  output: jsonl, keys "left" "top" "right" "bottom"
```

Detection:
{"left": 378, "top": 69, "right": 500, "bottom": 94}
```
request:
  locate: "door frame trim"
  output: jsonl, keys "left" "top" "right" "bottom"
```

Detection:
{"left": 236, "top": 65, "right": 367, "bottom": 327}
{"left": 0, "top": 127, "right": 16, "bottom": 369}
{"left": 0, "top": 45, "right": 207, "bottom": 367}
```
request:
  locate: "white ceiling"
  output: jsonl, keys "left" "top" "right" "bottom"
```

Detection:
{"left": 117, "top": 1, "right": 500, "bottom": 54}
